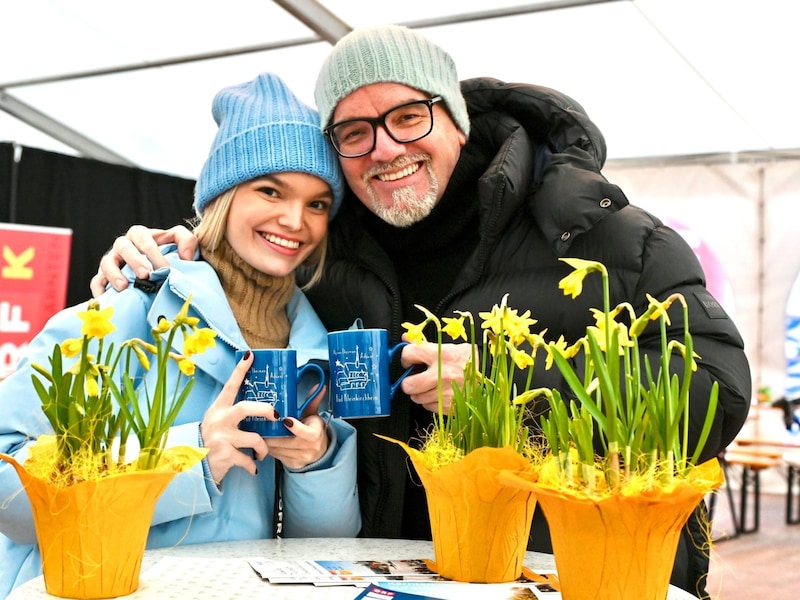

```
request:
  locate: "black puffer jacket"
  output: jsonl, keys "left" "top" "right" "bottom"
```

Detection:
{"left": 303, "top": 77, "right": 750, "bottom": 591}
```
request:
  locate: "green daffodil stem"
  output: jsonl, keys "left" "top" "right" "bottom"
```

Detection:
{"left": 436, "top": 324, "right": 445, "bottom": 447}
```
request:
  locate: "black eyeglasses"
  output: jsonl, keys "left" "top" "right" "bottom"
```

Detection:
{"left": 324, "top": 96, "right": 443, "bottom": 158}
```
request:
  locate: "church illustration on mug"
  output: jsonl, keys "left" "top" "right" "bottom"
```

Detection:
{"left": 333, "top": 345, "right": 370, "bottom": 391}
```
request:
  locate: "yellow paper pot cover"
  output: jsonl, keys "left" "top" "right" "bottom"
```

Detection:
{"left": 1, "top": 446, "right": 205, "bottom": 599}
{"left": 503, "top": 458, "right": 723, "bottom": 600}
{"left": 388, "top": 440, "right": 539, "bottom": 583}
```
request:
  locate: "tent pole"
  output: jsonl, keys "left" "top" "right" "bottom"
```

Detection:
{"left": 755, "top": 167, "right": 766, "bottom": 399}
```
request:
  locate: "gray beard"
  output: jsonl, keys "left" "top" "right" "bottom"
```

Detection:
{"left": 365, "top": 160, "right": 439, "bottom": 228}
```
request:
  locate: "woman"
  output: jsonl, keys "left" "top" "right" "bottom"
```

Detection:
{"left": 0, "top": 72, "right": 361, "bottom": 596}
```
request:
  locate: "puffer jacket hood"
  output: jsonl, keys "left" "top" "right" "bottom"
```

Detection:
{"left": 461, "top": 77, "right": 630, "bottom": 256}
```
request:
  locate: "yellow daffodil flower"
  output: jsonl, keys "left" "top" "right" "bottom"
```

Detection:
{"left": 132, "top": 344, "right": 151, "bottom": 371}
{"left": 646, "top": 293, "right": 673, "bottom": 325}
{"left": 153, "top": 316, "right": 171, "bottom": 335}
{"left": 176, "top": 358, "right": 196, "bottom": 376}
{"left": 77, "top": 304, "right": 116, "bottom": 339}
{"left": 442, "top": 316, "right": 467, "bottom": 341}
{"left": 558, "top": 269, "right": 586, "bottom": 299}
{"left": 184, "top": 328, "right": 217, "bottom": 357}
{"left": 506, "top": 309, "right": 538, "bottom": 346}
{"left": 85, "top": 374, "right": 99, "bottom": 397}
{"left": 479, "top": 300, "right": 511, "bottom": 337}
{"left": 545, "top": 336, "right": 569, "bottom": 370}
{"left": 173, "top": 294, "right": 201, "bottom": 328}
{"left": 557, "top": 258, "right": 605, "bottom": 299}
{"left": 402, "top": 320, "right": 428, "bottom": 345}
{"left": 509, "top": 345, "right": 534, "bottom": 370}
{"left": 668, "top": 340, "right": 700, "bottom": 372}
{"left": 60, "top": 338, "right": 83, "bottom": 358}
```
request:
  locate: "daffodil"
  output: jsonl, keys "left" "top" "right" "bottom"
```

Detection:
{"left": 558, "top": 270, "right": 586, "bottom": 299}
{"left": 505, "top": 308, "right": 538, "bottom": 346}
{"left": 77, "top": 303, "right": 116, "bottom": 339}
{"left": 509, "top": 345, "right": 534, "bottom": 370}
{"left": 408, "top": 294, "right": 546, "bottom": 457}
{"left": 545, "top": 336, "right": 577, "bottom": 370}
{"left": 646, "top": 293, "right": 673, "bottom": 324}
{"left": 184, "top": 327, "right": 217, "bottom": 357}
{"left": 176, "top": 358, "right": 196, "bottom": 377}
{"left": 153, "top": 317, "right": 171, "bottom": 335}
{"left": 131, "top": 343, "right": 151, "bottom": 371}
{"left": 442, "top": 316, "right": 467, "bottom": 341}
{"left": 85, "top": 374, "right": 99, "bottom": 397}
{"left": 60, "top": 338, "right": 83, "bottom": 358}
{"left": 668, "top": 340, "right": 699, "bottom": 372}
{"left": 540, "top": 257, "right": 719, "bottom": 492}
{"left": 30, "top": 295, "right": 216, "bottom": 481}
{"left": 478, "top": 305, "right": 506, "bottom": 336}
{"left": 402, "top": 320, "right": 428, "bottom": 345}
{"left": 173, "top": 297, "right": 201, "bottom": 328}
{"left": 557, "top": 259, "right": 600, "bottom": 299}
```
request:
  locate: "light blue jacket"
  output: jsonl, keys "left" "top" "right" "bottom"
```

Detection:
{"left": 0, "top": 247, "right": 361, "bottom": 596}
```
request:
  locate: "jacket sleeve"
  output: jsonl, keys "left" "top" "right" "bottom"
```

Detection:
{"left": 280, "top": 418, "right": 361, "bottom": 537}
{"left": 635, "top": 225, "right": 751, "bottom": 461}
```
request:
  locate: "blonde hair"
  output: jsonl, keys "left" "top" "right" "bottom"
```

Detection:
{"left": 191, "top": 186, "right": 328, "bottom": 290}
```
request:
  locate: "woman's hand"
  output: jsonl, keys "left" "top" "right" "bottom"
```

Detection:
{"left": 199, "top": 351, "right": 274, "bottom": 485}
{"left": 264, "top": 389, "right": 329, "bottom": 470}
{"left": 90, "top": 224, "right": 199, "bottom": 297}
{"left": 399, "top": 339, "right": 471, "bottom": 413}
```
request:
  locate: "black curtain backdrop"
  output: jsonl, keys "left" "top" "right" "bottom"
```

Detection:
{"left": 0, "top": 143, "right": 196, "bottom": 307}
{"left": 0, "top": 143, "right": 14, "bottom": 221}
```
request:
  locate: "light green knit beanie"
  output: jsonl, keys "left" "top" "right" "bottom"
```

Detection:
{"left": 314, "top": 24, "right": 470, "bottom": 137}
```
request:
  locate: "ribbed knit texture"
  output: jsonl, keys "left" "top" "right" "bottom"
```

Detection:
{"left": 314, "top": 25, "right": 470, "bottom": 136}
{"left": 201, "top": 238, "right": 294, "bottom": 349}
{"left": 195, "top": 72, "right": 344, "bottom": 217}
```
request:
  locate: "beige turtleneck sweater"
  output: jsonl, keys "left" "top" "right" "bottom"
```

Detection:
{"left": 201, "top": 238, "right": 295, "bottom": 349}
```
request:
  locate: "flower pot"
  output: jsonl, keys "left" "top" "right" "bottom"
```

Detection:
{"left": 391, "top": 441, "right": 539, "bottom": 583}
{"left": 1, "top": 446, "right": 205, "bottom": 599}
{"left": 504, "top": 458, "right": 723, "bottom": 600}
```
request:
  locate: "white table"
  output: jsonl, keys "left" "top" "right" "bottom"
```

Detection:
{"left": 9, "top": 537, "right": 698, "bottom": 599}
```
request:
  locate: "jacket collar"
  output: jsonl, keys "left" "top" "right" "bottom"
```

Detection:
{"left": 141, "top": 247, "right": 328, "bottom": 368}
{"left": 462, "top": 77, "right": 629, "bottom": 255}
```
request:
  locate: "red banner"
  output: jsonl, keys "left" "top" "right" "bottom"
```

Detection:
{"left": 0, "top": 223, "right": 72, "bottom": 378}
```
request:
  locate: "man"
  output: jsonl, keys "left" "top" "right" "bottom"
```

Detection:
{"left": 92, "top": 25, "right": 751, "bottom": 596}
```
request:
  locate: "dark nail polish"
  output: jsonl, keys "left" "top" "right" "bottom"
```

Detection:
{"left": 255, "top": 468, "right": 259, "bottom": 475}
{"left": 273, "top": 410, "right": 281, "bottom": 420}
{"left": 282, "top": 418, "right": 294, "bottom": 428}
{"left": 242, "top": 350, "right": 251, "bottom": 360}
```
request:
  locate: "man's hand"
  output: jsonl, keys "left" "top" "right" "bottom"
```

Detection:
{"left": 399, "top": 340, "right": 471, "bottom": 413}
{"left": 90, "top": 225, "right": 199, "bottom": 297}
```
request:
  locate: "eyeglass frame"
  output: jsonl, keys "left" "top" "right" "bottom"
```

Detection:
{"left": 323, "top": 96, "right": 444, "bottom": 158}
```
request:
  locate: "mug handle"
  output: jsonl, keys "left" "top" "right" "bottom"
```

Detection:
{"left": 388, "top": 342, "right": 414, "bottom": 398}
{"left": 296, "top": 362, "right": 327, "bottom": 415}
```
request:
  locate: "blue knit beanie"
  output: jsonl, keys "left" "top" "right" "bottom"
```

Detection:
{"left": 314, "top": 25, "right": 470, "bottom": 137}
{"left": 195, "top": 73, "right": 344, "bottom": 218}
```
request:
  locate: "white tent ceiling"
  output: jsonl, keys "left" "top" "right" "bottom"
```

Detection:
{"left": 1, "top": 0, "right": 798, "bottom": 181}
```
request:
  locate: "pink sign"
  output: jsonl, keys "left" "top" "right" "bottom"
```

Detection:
{"left": 0, "top": 223, "right": 72, "bottom": 378}
{"left": 664, "top": 218, "right": 731, "bottom": 310}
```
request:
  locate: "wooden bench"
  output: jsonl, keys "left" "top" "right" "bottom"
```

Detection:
{"left": 731, "top": 437, "right": 800, "bottom": 526}
{"left": 707, "top": 453, "right": 740, "bottom": 540}
{"left": 784, "top": 451, "right": 800, "bottom": 525}
{"left": 722, "top": 450, "right": 782, "bottom": 534}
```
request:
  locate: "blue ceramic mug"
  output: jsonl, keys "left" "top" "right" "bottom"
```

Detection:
{"left": 235, "top": 349, "right": 326, "bottom": 437}
{"left": 327, "top": 328, "right": 413, "bottom": 418}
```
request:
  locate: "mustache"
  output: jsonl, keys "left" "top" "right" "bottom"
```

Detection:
{"left": 363, "top": 153, "right": 430, "bottom": 181}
